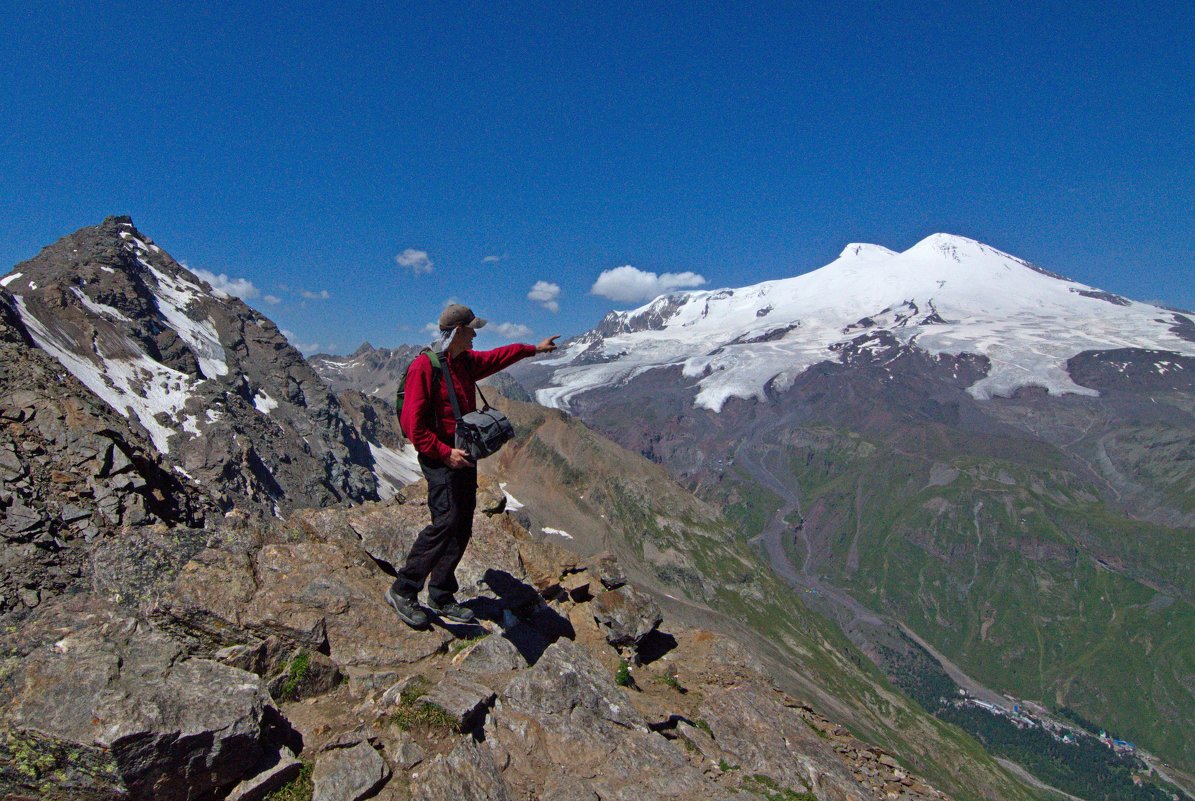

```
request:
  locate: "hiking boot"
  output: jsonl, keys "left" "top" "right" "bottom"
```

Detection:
{"left": 427, "top": 599, "right": 475, "bottom": 624}
{"left": 385, "top": 588, "right": 428, "bottom": 628}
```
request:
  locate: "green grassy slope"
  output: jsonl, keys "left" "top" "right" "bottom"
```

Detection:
{"left": 777, "top": 425, "right": 1195, "bottom": 772}
{"left": 490, "top": 401, "right": 1045, "bottom": 801}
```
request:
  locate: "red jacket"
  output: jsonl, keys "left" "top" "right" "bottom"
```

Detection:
{"left": 400, "top": 344, "right": 536, "bottom": 463}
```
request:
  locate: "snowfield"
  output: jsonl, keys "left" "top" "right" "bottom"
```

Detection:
{"left": 536, "top": 234, "right": 1195, "bottom": 412}
{"left": 369, "top": 441, "right": 422, "bottom": 498}
{"left": 13, "top": 296, "right": 198, "bottom": 454}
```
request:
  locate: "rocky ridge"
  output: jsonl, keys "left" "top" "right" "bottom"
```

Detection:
{"left": 2, "top": 217, "right": 378, "bottom": 515}
{"left": 0, "top": 476, "right": 953, "bottom": 801}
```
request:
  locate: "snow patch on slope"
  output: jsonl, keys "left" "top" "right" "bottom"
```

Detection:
{"left": 143, "top": 260, "right": 229, "bottom": 379}
{"left": 71, "top": 287, "right": 133, "bottom": 323}
{"left": 14, "top": 296, "right": 197, "bottom": 453}
{"left": 253, "top": 390, "right": 279, "bottom": 414}
{"left": 369, "top": 441, "right": 422, "bottom": 498}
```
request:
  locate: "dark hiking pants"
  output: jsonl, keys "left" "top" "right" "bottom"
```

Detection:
{"left": 392, "top": 455, "right": 477, "bottom": 606}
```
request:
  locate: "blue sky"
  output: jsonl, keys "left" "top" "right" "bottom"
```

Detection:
{"left": 2, "top": 2, "right": 1191, "bottom": 353}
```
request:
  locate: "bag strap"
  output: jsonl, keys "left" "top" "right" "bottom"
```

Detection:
{"left": 436, "top": 353, "right": 495, "bottom": 421}
{"left": 475, "top": 384, "right": 493, "bottom": 411}
{"left": 436, "top": 354, "right": 465, "bottom": 423}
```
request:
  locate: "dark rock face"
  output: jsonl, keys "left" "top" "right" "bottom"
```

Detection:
{"left": 1067, "top": 348, "right": 1195, "bottom": 392}
{"left": 1170, "top": 313, "right": 1195, "bottom": 344}
{"left": 3, "top": 217, "right": 377, "bottom": 516}
{"left": 1070, "top": 288, "right": 1131, "bottom": 306}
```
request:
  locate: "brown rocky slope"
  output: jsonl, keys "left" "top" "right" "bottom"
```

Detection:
{"left": 2, "top": 476, "right": 955, "bottom": 801}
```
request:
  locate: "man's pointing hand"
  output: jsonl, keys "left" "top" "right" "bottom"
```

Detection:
{"left": 536, "top": 335, "right": 560, "bottom": 353}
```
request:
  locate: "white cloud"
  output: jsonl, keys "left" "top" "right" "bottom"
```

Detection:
{"left": 280, "top": 329, "right": 322, "bottom": 354}
{"left": 396, "top": 248, "right": 434, "bottom": 275}
{"left": 491, "top": 322, "right": 533, "bottom": 339}
{"left": 590, "top": 265, "right": 707, "bottom": 303}
{"left": 528, "top": 281, "right": 561, "bottom": 313}
{"left": 301, "top": 289, "right": 331, "bottom": 300}
{"left": 192, "top": 268, "right": 259, "bottom": 300}
{"left": 263, "top": 295, "right": 281, "bottom": 305}
{"left": 482, "top": 255, "right": 504, "bottom": 263}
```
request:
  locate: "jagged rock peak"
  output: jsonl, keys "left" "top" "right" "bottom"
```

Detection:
{"left": 3, "top": 217, "right": 381, "bottom": 515}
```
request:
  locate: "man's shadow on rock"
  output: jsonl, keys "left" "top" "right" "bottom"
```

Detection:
{"left": 462, "top": 569, "right": 573, "bottom": 666}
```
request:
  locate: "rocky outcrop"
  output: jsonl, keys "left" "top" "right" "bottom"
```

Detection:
{"left": 0, "top": 598, "right": 274, "bottom": 801}
{"left": 1, "top": 476, "right": 957, "bottom": 801}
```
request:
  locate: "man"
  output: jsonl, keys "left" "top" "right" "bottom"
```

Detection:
{"left": 386, "top": 304, "right": 559, "bottom": 627}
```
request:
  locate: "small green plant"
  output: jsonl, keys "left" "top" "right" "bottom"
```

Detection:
{"left": 614, "top": 660, "right": 633, "bottom": 687}
{"left": 264, "top": 761, "right": 313, "bottom": 801}
{"left": 740, "top": 772, "right": 817, "bottom": 801}
{"left": 655, "top": 673, "right": 685, "bottom": 693}
{"left": 278, "top": 651, "right": 311, "bottom": 701}
{"left": 694, "top": 718, "right": 714, "bottom": 738}
{"left": 389, "top": 679, "right": 459, "bottom": 733}
{"left": 718, "top": 758, "right": 740, "bottom": 772}
{"left": 801, "top": 718, "right": 830, "bottom": 740}
{"left": 8, "top": 733, "right": 58, "bottom": 780}
{"left": 448, "top": 633, "right": 487, "bottom": 656}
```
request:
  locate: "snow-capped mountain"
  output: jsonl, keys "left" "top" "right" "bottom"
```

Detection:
{"left": 506, "top": 233, "right": 1195, "bottom": 773}
{"left": 531, "top": 234, "right": 1194, "bottom": 412}
{"left": 0, "top": 217, "right": 391, "bottom": 513}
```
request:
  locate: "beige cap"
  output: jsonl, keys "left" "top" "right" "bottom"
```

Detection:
{"left": 438, "top": 304, "right": 487, "bottom": 330}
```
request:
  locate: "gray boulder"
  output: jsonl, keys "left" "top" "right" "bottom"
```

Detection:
{"left": 452, "top": 633, "right": 527, "bottom": 674}
{"left": 0, "top": 606, "right": 271, "bottom": 801}
{"left": 418, "top": 673, "right": 496, "bottom": 732}
{"left": 411, "top": 738, "right": 512, "bottom": 801}
{"left": 312, "top": 740, "right": 390, "bottom": 801}
{"left": 590, "top": 584, "right": 663, "bottom": 649}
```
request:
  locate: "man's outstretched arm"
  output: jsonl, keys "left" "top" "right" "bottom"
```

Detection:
{"left": 469, "top": 335, "right": 560, "bottom": 380}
